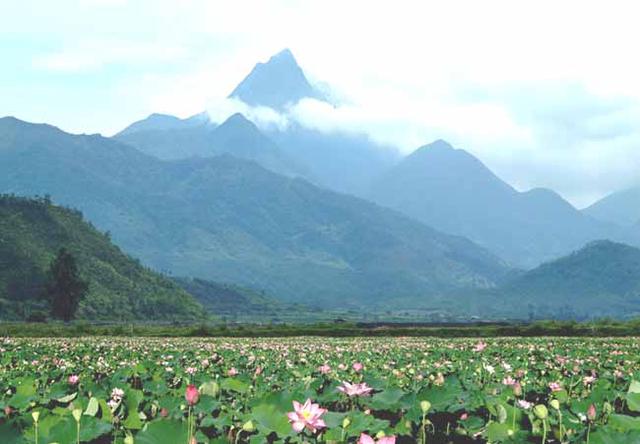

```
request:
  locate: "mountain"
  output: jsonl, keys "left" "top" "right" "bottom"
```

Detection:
{"left": 117, "top": 49, "right": 401, "bottom": 196}
{"left": 117, "top": 112, "right": 209, "bottom": 137}
{"left": 115, "top": 112, "right": 303, "bottom": 176}
{"left": 0, "top": 194, "right": 204, "bottom": 321}
{"left": 368, "top": 140, "right": 627, "bottom": 268}
{"left": 227, "top": 48, "right": 400, "bottom": 196}
{"left": 0, "top": 116, "right": 510, "bottom": 310}
{"left": 229, "top": 48, "right": 325, "bottom": 110}
{"left": 471, "top": 240, "right": 640, "bottom": 320}
{"left": 206, "top": 113, "right": 305, "bottom": 176}
{"left": 583, "top": 186, "right": 640, "bottom": 227}
{"left": 267, "top": 123, "right": 400, "bottom": 197}
{"left": 175, "top": 277, "right": 325, "bottom": 322}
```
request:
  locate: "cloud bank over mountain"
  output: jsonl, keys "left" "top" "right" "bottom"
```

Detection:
{"left": 3, "top": 0, "right": 640, "bottom": 206}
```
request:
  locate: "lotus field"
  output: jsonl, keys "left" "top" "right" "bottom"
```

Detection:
{"left": 2, "top": 337, "right": 640, "bottom": 443}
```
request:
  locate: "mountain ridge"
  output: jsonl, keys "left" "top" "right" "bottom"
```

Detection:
{"left": 368, "top": 139, "right": 630, "bottom": 268}
{"left": 0, "top": 117, "right": 510, "bottom": 309}
{"left": 584, "top": 186, "right": 640, "bottom": 227}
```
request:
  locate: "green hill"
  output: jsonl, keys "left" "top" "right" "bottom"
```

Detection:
{"left": 453, "top": 240, "right": 640, "bottom": 320}
{"left": 0, "top": 195, "right": 204, "bottom": 321}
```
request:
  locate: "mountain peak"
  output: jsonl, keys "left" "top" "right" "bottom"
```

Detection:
{"left": 224, "top": 112, "right": 251, "bottom": 125}
{"left": 218, "top": 113, "right": 261, "bottom": 135}
{"left": 408, "top": 139, "right": 476, "bottom": 165}
{"left": 270, "top": 48, "right": 296, "bottom": 63}
{"left": 229, "top": 49, "right": 324, "bottom": 110}
{"left": 426, "top": 139, "right": 455, "bottom": 150}
{"left": 0, "top": 116, "right": 64, "bottom": 137}
{"left": 116, "top": 112, "right": 209, "bottom": 137}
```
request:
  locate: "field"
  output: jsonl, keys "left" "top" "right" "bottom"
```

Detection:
{"left": 1, "top": 337, "right": 640, "bottom": 443}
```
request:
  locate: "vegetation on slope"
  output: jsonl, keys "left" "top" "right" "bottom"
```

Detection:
{"left": 0, "top": 195, "right": 204, "bottom": 321}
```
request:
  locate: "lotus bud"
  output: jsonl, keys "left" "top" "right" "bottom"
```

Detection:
{"left": 512, "top": 382, "right": 522, "bottom": 397}
{"left": 550, "top": 399, "right": 560, "bottom": 410}
{"left": 72, "top": 408, "right": 82, "bottom": 423}
{"left": 587, "top": 404, "right": 596, "bottom": 421}
{"left": 342, "top": 417, "right": 351, "bottom": 428}
{"left": 375, "top": 431, "right": 386, "bottom": 439}
{"left": 124, "top": 434, "right": 134, "bottom": 444}
{"left": 420, "top": 400, "right": 431, "bottom": 413}
{"left": 533, "top": 404, "right": 548, "bottom": 420}
{"left": 185, "top": 384, "right": 200, "bottom": 406}
{"left": 242, "top": 420, "right": 255, "bottom": 432}
{"left": 31, "top": 411, "right": 40, "bottom": 423}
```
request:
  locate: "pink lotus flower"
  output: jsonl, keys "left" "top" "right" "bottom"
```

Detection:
{"left": 353, "top": 362, "right": 364, "bottom": 372}
{"left": 473, "top": 341, "right": 487, "bottom": 352}
{"left": 68, "top": 375, "right": 80, "bottom": 386}
{"left": 460, "top": 413, "right": 469, "bottom": 420}
{"left": 502, "top": 376, "right": 517, "bottom": 386}
{"left": 358, "top": 433, "right": 396, "bottom": 444}
{"left": 517, "top": 399, "right": 533, "bottom": 409}
{"left": 287, "top": 399, "right": 327, "bottom": 433}
{"left": 185, "top": 384, "right": 200, "bottom": 406}
{"left": 338, "top": 381, "right": 373, "bottom": 397}
{"left": 318, "top": 364, "right": 331, "bottom": 374}
{"left": 548, "top": 382, "right": 562, "bottom": 392}
{"left": 227, "top": 367, "right": 238, "bottom": 376}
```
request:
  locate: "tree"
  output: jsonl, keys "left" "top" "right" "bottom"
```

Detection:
{"left": 47, "top": 248, "right": 88, "bottom": 322}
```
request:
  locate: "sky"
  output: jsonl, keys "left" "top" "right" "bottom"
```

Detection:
{"left": 2, "top": 0, "right": 640, "bottom": 207}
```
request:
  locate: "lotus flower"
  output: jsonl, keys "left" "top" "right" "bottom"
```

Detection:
{"left": 338, "top": 381, "right": 373, "bottom": 397}
{"left": 287, "top": 399, "right": 327, "bottom": 433}
{"left": 68, "top": 374, "right": 80, "bottom": 385}
{"left": 517, "top": 399, "right": 532, "bottom": 409}
{"left": 185, "top": 384, "right": 200, "bottom": 406}
{"left": 318, "top": 364, "right": 331, "bottom": 374}
{"left": 358, "top": 433, "right": 396, "bottom": 444}
{"left": 473, "top": 341, "right": 487, "bottom": 352}
{"left": 548, "top": 382, "right": 562, "bottom": 392}
{"left": 353, "top": 362, "right": 364, "bottom": 372}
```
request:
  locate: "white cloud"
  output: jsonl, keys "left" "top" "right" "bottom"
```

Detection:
{"left": 32, "top": 42, "right": 188, "bottom": 73}
{"left": 5, "top": 0, "right": 640, "bottom": 206}
{"left": 207, "top": 98, "right": 290, "bottom": 131}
